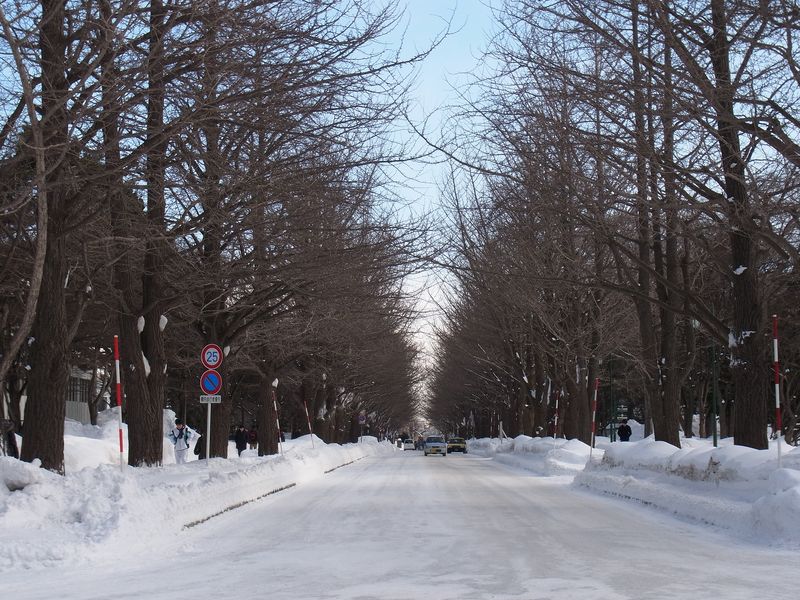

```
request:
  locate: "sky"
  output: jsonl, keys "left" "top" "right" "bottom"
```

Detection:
{"left": 386, "top": 2, "right": 500, "bottom": 365}
{"left": 1, "top": 412, "right": 799, "bottom": 599}
{"left": 392, "top": 0, "right": 497, "bottom": 209}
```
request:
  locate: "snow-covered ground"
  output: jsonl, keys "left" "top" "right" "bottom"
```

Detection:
{"left": 469, "top": 421, "right": 800, "bottom": 546}
{"left": 0, "top": 410, "right": 393, "bottom": 570}
{"left": 1, "top": 412, "right": 798, "bottom": 590}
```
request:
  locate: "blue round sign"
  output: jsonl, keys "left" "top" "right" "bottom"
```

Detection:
{"left": 200, "top": 369, "right": 222, "bottom": 395}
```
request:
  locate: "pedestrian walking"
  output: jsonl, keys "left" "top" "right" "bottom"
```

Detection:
{"left": 193, "top": 435, "right": 205, "bottom": 460}
{"left": 617, "top": 419, "right": 632, "bottom": 442}
{"left": 234, "top": 425, "right": 248, "bottom": 456}
{"left": 248, "top": 427, "right": 258, "bottom": 450}
{"left": 168, "top": 418, "right": 193, "bottom": 464}
{"left": 1, "top": 419, "right": 18, "bottom": 458}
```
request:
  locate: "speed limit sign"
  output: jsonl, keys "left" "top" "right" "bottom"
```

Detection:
{"left": 201, "top": 344, "right": 223, "bottom": 369}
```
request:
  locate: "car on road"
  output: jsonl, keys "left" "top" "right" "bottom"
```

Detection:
{"left": 423, "top": 435, "right": 446, "bottom": 456}
{"left": 402, "top": 439, "right": 415, "bottom": 450}
{"left": 446, "top": 437, "right": 467, "bottom": 453}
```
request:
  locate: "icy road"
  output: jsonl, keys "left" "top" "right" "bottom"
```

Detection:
{"left": 13, "top": 451, "right": 797, "bottom": 600}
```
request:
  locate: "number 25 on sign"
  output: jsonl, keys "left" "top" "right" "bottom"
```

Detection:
{"left": 201, "top": 344, "right": 223, "bottom": 369}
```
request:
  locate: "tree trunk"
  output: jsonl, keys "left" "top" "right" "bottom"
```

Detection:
{"left": 200, "top": 6, "right": 231, "bottom": 458}
{"left": 128, "top": 0, "right": 170, "bottom": 466}
{"left": 23, "top": 238, "right": 69, "bottom": 473}
{"left": 258, "top": 375, "right": 279, "bottom": 455}
{"left": 20, "top": 0, "right": 70, "bottom": 474}
{"left": 630, "top": 0, "right": 658, "bottom": 438}
{"left": 709, "top": 0, "right": 766, "bottom": 449}
{"left": 575, "top": 353, "right": 592, "bottom": 444}
{"left": 563, "top": 371, "right": 580, "bottom": 441}
{"left": 682, "top": 386, "right": 694, "bottom": 438}
{"left": 655, "top": 39, "right": 682, "bottom": 448}
{"left": 532, "top": 350, "right": 546, "bottom": 436}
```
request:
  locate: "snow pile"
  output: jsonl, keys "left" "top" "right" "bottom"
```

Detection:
{"left": 4, "top": 408, "right": 799, "bottom": 572}
{"left": 468, "top": 427, "right": 800, "bottom": 546}
{"left": 469, "top": 435, "right": 595, "bottom": 475}
{"left": 0, "top": 418, "right": 392, "bottom": 570}
{"left": 576, "top": 437, "right": 800, "bottom": 544}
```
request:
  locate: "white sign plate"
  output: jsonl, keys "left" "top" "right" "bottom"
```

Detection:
{"left": 200, "top": 394, "right": 222, "bottom": 404}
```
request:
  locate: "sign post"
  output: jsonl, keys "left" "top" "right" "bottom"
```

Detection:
{"left": 358, "top": 411, "right": 366, "bottom": 443}
{"left": 199, "top": 345, "right": 224, "bottom": 461}
{"left": 113, "top": 335, "right": 124, "bottom": 470}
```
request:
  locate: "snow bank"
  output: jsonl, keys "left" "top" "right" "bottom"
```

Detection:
{"left": 0, "top": 420, "right": 392, "bottom": 571}
{"left": 469, "top": 428, "right": 800, "bottom": 546}
{"left": 4, "top": 409, "right": 800, "bottom": 572}
{"left": 468, "top": 435, "right": 595, "bottom": 475}
{"left": 575, "top": 438, "right": 800, "bottom": 545}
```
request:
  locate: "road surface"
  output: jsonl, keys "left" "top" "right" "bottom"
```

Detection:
{"left": 10, "top": 451, "right": 796, "bottom": 599}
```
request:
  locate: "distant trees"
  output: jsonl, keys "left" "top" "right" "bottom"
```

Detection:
{"left": 0, "top": 0, "right": 425, "bottom": 472}
{"left": 428, "top": 0, "right": 800, "bottom": 449}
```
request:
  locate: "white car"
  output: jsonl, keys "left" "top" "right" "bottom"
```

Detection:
{"left": 423, "top": 436, "right": 447, "bottom": 456}
{"left": 402, "top": 439, "right": 415, "bottom": 450}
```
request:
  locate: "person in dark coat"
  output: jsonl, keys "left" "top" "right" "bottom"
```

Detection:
{"left": 193, "top": 434, "right": 205, "bottom": 459}
{"left": 1, "top": 419, "right": 18, "bottom": 458}
{"left": 617, "top": 419, "right": 632, "bottom": 442}
{"left": 234, "top": 425, "right": 248, "bottom": 456}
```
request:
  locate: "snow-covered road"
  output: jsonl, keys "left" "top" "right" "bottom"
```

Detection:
{"left": 10, "top": 451, "right": 796, "bottom": 599}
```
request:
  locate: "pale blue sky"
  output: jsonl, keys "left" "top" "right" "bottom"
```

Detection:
{"left": 389, "top": 0, "right": 498, "bottom": 212}
{"left": 402, "top": 0, "right": 495, "bottom": 115}
{"left": 388, "top": 2, "right": 500, "bottom": 359}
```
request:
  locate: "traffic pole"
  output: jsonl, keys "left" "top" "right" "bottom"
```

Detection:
{"left": 589, "top": 377, "right": 600, "bottom": 461}
{"left": 711, "top": 345, "right": 719, "bottom": 447}
{"left": 773, "top": 315, "right": 783, "bottom": 468}
{"left": 113, "top": 336, "right": 124, "bottom": 470}
{"left": 272, "top": 379, "right": 283, "bottom": 454}
{"left": 552, "top": 388, "right": 560, "bottom": 449}
{"left": 303, "top": 400, "right": 314, "bottom": 448}
{"left": 544, "top": 377, "right": 552, "bottom": 434}
{"left": 205, "top": 402, "right": 211, "bottom": 462}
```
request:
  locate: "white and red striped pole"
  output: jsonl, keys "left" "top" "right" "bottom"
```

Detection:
{"left": 553, "top": 389, "right": 560, "bottom": 437}
{"left": 303, "top": 400, "right": 314, "bottom": 448}
{"left": 272, "top": 378, "right": 283, "bottom": 454}
{"left": 551, "top": 384, "right": 559, "bottom": 452}
{"left": 589, "top": 377, "right": 600, "bottom": 461}
{"left": 113, "top": 335, "right": 124, "bottom": 470}
{"left": 772, "top": 315, "right": 783, "bottom": 468}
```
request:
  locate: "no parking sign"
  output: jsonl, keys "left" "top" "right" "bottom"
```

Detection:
{"left": 200, "top": 369, "right": 223, "bottom": 395}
